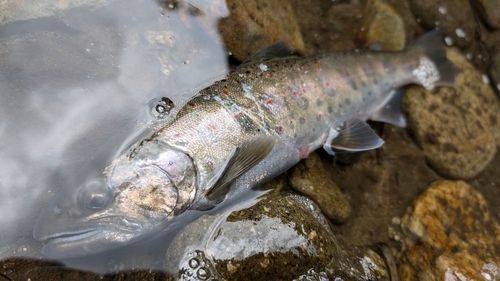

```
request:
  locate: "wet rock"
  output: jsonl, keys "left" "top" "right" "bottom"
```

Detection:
{"left": 490, "top": 52, "right": 500, "bottom": 95}
{"left": 217, "top": 0, "right": 304, "bottom": 62}
{"left": 289, "top": 152, "right": 351, "bottom": 223}
{"left": 328, "top": 124, "right": 440, "bottom": 252}
{"left": 409, "top": 0, "right": 475, "bottom": 49}
{"left": 0, "top": 257, "right": 174, "bottom": 280}
{"left": 357, "top": 0, "right": 406, "bottom": 51}
{"left": 165, "top": 191, "right": 391, "bottom": 280}
{"left": 471, "top": 0, "right": 500, "bottom": 29}
{"left": 403, "top": 48, "right": 500, "bottom": 179}
{"left": 399, "top": 180, "right": 500, "bottom": 280}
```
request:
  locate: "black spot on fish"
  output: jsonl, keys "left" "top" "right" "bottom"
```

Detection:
{"left": 349, "top": 80, "right": 358, "bottom": 90}
{"left": 316, "top": 100, "right": 323, "bottom": 107}
{"left": 327, "top": 88, "right": 336, "bottom": 97}
{"left": 327, "top": 106, "right": 333, "bottom": 113}
{"left": 373, "top": 77, "right": 378, "bottom": 85}
{"left": 367, "top": 91, "right": 372, "bottom": 96}
{"left": 360, "top": 80, "right": 366, "bottom": 87}
{"left": 299, "top": 118, "right": 305, "bottom": 124}
{"left": 293, "top": 133, "right": 297, "bottom": 138}
{"left": 345, "top": 98, "right": 351, "bottom": 105}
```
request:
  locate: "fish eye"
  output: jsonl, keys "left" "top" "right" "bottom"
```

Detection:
{"left": 77, "top": 180, "right": 113, "bottom": 212}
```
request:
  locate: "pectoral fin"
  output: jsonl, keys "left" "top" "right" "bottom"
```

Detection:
{"left": 204, "top": 136, "right": 276, "bottom": 202}
{"left": 371, "top": 89, "right": 407, "bottom": 127}
{"left": 324, "top": 118, "right": 384, "bottom": 154}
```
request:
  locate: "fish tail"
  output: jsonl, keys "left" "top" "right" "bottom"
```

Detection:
{"left": 408, "top": 30, "right": 459, "bottom": 89}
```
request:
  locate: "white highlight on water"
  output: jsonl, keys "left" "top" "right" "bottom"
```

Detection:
{"left": 455, "top": 28, "right": 466, "bottom": 38}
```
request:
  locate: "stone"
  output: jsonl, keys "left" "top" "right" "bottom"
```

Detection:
{"left": 490, "top": 52, "right": 500, "bottom": 95}
{"left": 217, "top": 0, "right": 304, "bottom": 62}
{"left": 409, "top": 0, "right": 476, "bottom": 49}
{"left": 471, "top": 0, "right": 500, "bottom": 29}
{"left": 399, "top": 180, "right": 500, "bottom": 280}
{"left": 165, "top": 192, "right": 391, "bottom": 280}
{"left": 357, "top": 0, "right": 406, "bottom": 51}
{"left": 402, "top": 48, "right": 500, "bottom": 179}
{"left": 289, "top": 152, "right": 351, "bottom": 223}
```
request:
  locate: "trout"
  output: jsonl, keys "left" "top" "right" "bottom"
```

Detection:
{"left": 34, "top": 30, "right": 457, "bottom": 258}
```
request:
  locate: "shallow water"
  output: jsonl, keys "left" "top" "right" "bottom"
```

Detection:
{"left": 0, "top": 0, "right": 230, "bottom": 271}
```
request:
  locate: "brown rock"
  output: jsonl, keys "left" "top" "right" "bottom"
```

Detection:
{"left": 217, "top": 0, "right": 304, "bottom": 62}
{"left": 403, "top": 48, "right": 500, "bottom": 179}
{"left": 471, "top": 0, "right": 500, "bottom": 29}
{"left": 399, "top": 180, "right": 500, "bottom": 280}
{"left": 289, "top": 152, "right": 351, "bottom": 223}
{"left": 490, "top": 52, "right": 500, "bottom": 95}
{"left": 409, "top": 0, "right": 476, "bottom": 49}
{"left": 357, "top": 0, "right": 406, "bottom": 51}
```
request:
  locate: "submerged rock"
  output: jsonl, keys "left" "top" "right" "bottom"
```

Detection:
{"left": 403, "top": 48, "right": 500, "bottom": 179}
{"left": 471, "top": 0, "right": 500, "bottom": 29}
{"left": 165, "top": 191, "right": 391, "bottom": 280}
{"left": 289, "top": 152, "right": 351, "bottom": 223}
{"left": 217, "top": 0, "right": 304, "bottom": 62}
{"left": 357, "top": 0, "right": 406, "bottom": 51}
{"left": 399, "top": 180, "right": 500, "bottom": 280}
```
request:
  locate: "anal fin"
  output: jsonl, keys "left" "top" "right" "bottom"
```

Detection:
{"left": 371, "top": 89, "right": 407, "bottom": 127}
{"left": 324, "top": 118, "right": 384, "bottom": 153}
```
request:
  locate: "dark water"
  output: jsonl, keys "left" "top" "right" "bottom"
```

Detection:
{"left": 0, "top": 0, "right": 230, "bottom": 272}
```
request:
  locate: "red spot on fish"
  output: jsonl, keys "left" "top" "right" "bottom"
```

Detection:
{"left": 314, "top": 85, "right": 318, "bottom": 89}
{"left": 316, "top": 65, "right": 322, "bottom": 71}
{"left": 325, "top": 81, "right": 330, "bottom": 87}
{"left": 266, "top": 99, "right": 274, "bottom": 105}
{"left": 188, "top": 102, "right": 195, "bottom": 107}
{"left": 208, "top": 161, "right": 214, "bottom": 166}
{"left": 302, "top": 89, "right": 307, "bottom": 94}
{"left": 365, "top": 65, "right": 372, "bottom": 71}
{"left": 289, "top": 120, "right": 293, "bottom": 124}
{"left": 297, "top": 65, "right": 303, "bottom": 71}
{"left": 277, "top": 126, "right": 283, "bottom": 133}
{"left": 247, "top": 105, "right": 253, "bottom": 109}
{"left": 267, "top": 73, "right": 273, "bottom": 78}
{"left": 208, "top": 124, "right": 216, "bottom": 131}
{"left": 317, "top": 112, "right": 323, "bottom": 119}
{"left": 174, "top": 133, "right": 180, "bottom": 137}
{"left": 223, "top": 90, "right": 230, "bottom": 95}
{"left": 299, "top": 146, "right": 309, "bottom": 159}
{"left": 237, "top": 81, "right": 242, "bottom": 86}
{"left": 293, "top": 91, "right": 298, "bottom": 97}
{"left": 335, "top": 77, "right": 341, "bottom": 82}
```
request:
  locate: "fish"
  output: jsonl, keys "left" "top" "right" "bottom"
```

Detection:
{"left": 33, "top": 30, "right": 457, "bottom": 258}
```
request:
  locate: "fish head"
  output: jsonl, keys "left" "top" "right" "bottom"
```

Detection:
{"left": 34, "top": 139, "right": 197, "bottom": 258}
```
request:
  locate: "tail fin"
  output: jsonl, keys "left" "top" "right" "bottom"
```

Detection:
{"left": 409, "top": 30, "right": 459, "bottom": 89}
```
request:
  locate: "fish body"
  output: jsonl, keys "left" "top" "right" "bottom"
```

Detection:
{"left": 34, "top": 31, "right": 457, "bottom": 258}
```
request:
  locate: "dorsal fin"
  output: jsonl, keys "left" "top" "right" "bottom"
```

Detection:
{"left": 240, "top": 41, "right": 296, "bottom": 66}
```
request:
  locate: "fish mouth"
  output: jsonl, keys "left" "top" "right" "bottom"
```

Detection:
{"left": 35, "top": 221, "right": 145, "bottom": 259}
{"left": 41, "top": 229, "right": 103, "bottom": 244}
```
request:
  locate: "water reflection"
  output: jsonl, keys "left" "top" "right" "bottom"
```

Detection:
{"left": 0, "top": 0, "right": 229, "bottom": 272}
